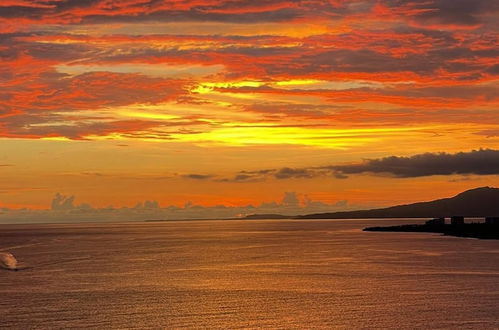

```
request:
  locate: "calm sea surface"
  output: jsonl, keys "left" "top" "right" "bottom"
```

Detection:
{"left": 1, "top": 219, "right": 498, "bottom": 329}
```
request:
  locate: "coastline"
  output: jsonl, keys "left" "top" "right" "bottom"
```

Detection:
{"left": 363, "top": 223, "right": 499, "bottom": 240}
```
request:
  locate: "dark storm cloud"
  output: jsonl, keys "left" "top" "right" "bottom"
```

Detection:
{"left": 332, "top": 149, "right": 499, "bottom": 177}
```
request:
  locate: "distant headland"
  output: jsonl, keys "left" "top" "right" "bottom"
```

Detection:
{"left": 241, "top": 186, "right": 499, "bottom": 240}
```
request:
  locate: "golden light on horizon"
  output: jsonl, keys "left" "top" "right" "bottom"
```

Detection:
{"left": 0, "top": 0, "right": 496, "bottom": 213}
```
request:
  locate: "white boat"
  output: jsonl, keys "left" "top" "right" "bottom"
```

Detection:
{"left": 0, "top": 252, "right": 18, "bottom": 271}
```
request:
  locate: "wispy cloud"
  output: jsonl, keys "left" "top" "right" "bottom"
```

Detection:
{"left": 181, "top": 174, "right": 215, "bottom": 180}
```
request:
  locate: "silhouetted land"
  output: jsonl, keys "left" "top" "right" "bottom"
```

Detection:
{"left": 242, "top": 214, "right": 290, "bottom": 220}
{"left": 363, "top": 223, "right": 499, "bottom": 240}
{"left": 290, "top": 187, "right": 499, "bottom": 219}
{"left": 244, "top": 187, "right": 499, "bottom": 220}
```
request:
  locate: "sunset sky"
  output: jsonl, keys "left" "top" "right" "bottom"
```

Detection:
{"left": 0, "top": 0, "right": 498, "bottom": 221}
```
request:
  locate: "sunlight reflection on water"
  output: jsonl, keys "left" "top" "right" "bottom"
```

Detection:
{"left": 1, "top": 219, "right": 498, "bottom": 329}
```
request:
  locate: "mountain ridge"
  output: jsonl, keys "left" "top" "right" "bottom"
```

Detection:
{"left": 242, "top": 187, "right": 499, "bottom": 220}
{"left": 296, "top": 187, "right": 499, "bottom": 219}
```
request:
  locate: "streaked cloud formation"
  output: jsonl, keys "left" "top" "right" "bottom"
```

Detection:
{"left": 1, "top": 0, "right": 497, "bottom": 144}
{"left": 0, "top": 1, "right": 498, "bottom": 217}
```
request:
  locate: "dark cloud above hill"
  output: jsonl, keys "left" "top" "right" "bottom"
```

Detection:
{"left": 219, "top": 149, "right": 499, "bottom": 182}
{"left": 332, "top": 149, "right": 499, "bottom": 177}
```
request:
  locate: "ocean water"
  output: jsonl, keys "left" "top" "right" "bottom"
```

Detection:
{"left": 1, "top": 219, "right": 498, "bottom": 329}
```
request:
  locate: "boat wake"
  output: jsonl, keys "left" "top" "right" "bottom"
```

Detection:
{"left": 1, "top": 251, "right": 95, "bottom": 271}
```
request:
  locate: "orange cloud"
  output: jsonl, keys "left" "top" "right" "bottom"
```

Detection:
{"left": 0, "top": 0, "right": 496, "bottom": 144}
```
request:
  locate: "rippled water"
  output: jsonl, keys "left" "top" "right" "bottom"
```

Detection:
{"left": 1, "top": 219, "right": 498, "bottom": 329}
